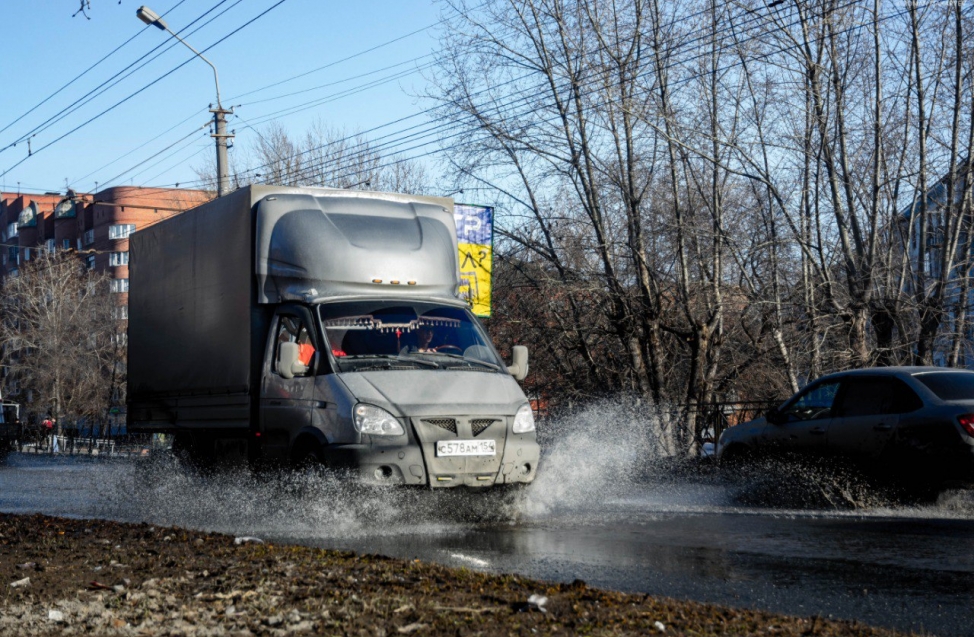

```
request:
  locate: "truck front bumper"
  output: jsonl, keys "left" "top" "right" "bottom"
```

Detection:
{"left": 321, "top": 439, "right": 540, "bottom": 488}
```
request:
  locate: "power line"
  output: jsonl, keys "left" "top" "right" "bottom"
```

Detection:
{"left": 0, "top": 0, "right": 290, "bottom": 180}
{"left": 0, "top": 0, "right": 190, "bottom": 141}
{"left": 81, "top": 0, "right": 906, "bottom": 201}
{"left": 82, "top": 4, "right": 478, "bottom": 191}
{"left": 237, "top": 0, "right": 823, "bottom": 187}
{"left": 86, "top": 0, "right": 806, "bottom": 195}
{"left": 0, "top": 0, "right": 235, "bottom": 156}
{"left": 82, "top": 2, "right": 508, "bottom": 190}
{"left": 255, "top": 0, "right": 908, "bottom": 191}
{"left": 241, "top": 52, "right": 436, "bottom": 108}
{"left": 74, "top": 108, "right": 208, "bottom": 186}
{"left": 97, "top": 124, "right": 209, "bottom": 187}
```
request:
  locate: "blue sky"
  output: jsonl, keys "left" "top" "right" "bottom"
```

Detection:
{"left": 0, "top": 0, "right": 444, "bottom": 194}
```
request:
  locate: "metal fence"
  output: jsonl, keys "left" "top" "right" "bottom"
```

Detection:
{"left": 17, "top": 432, "right": 157, "bottom": 457}
{"left": 685, "top": 400, "right": 780, "bottom": 453}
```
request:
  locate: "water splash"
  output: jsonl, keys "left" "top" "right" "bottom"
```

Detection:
{"left": 523, "top": 400, "right": 677, "bottom": 518}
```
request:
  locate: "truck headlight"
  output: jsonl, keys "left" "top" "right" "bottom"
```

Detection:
{"left": 353, "top": 404, "right": 405, "bottom": 436}
{"left": 512, "top": 404, "right": 535, "bottom": 434}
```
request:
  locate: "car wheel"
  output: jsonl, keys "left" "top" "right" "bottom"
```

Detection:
{"left": 720, "top": 444, "right": 753, "bottom": 465}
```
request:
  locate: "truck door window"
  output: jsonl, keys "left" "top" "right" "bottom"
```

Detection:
{"left": 275, "top": 315, "right": 315, "bottom": 377}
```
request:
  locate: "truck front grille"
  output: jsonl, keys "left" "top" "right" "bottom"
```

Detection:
{"left": 470, "top": 418, "right": 499, "bottom": 436}
{"left": 423, "top": 418, "right": 457, "bottom": 434}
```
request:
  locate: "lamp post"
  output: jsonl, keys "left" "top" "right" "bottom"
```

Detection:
{"left": 137, "top": 5, "right": 233, "bottom": 197}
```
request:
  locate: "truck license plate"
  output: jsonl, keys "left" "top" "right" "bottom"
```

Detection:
{"left": 436, "top": 439, "right": 496, "bottom": 457}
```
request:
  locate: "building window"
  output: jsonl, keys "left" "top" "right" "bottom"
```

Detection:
{"left": 109, "top": 251, "right": 129, "bottom": 267}
{"left": 8, "top": 246, "right": 17, "bottom": 264}
{"left": 62, "top": 239, "right": 70, "bottom": 250}
{"left": 6, "top": 222, "right": 18, "bottom": 239}
{"left": 110, "top": 278, "right": 129, "bottom": 293}
{"left": 109, "top": 224, "right": 136, "bottom": 240}
{"left": 83, "top": 229, "right": 94, "bottom": 246}
{"left": 23, "top": 248, "right": 29, "bottom": 262}
{"left": 112, "top": 306, "right": 129, "bottom": 320}
{"left": 45, "top": 239, "right": 55, "bottom": 254}
{"left": 85, "top": 254, "right": 96, "bottom": 270}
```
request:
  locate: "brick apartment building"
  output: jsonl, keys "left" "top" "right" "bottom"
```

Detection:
{"left": 0, "top": 186, "right": 211, "bottom": 314}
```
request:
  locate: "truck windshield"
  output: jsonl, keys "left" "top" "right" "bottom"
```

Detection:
{"left": 318, "top": 301, "right": 504, "bottom": 372}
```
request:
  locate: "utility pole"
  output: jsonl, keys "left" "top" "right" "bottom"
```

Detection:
{"left": 211, "top": 105, "right": 233, "bottom": 197}
{"left": 137, "top": 5, "right": 234, "bottom": 197}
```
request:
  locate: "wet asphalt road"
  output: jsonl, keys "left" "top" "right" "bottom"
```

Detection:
{"left": 1, "top": 451, "right": 973, "bottom": 636}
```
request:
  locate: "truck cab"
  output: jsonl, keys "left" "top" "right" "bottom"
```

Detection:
{"left": 262, "top": 298, "right": 536, "bottom": 486}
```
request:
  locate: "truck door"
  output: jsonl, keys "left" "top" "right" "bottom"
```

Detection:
{"left": 260, "top": 309, "right": 318, "bottom": 464}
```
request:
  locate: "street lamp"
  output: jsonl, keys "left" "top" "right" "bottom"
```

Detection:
{"left": 137, "top": 5, "right": 233, "bottom": 197}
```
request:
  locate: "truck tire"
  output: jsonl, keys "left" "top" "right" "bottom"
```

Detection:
{"left": 291, "top": 440, "right": 327, "bottom": 475}
{"left": 172, "top": 432, "right": 217, "bottom": 474}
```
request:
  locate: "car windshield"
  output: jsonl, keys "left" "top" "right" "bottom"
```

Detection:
{"left": 912, "top": 371, "right": 974, "bottom": 401}
{"left": 318, "top": 300, "right": 504, "bottom": 373}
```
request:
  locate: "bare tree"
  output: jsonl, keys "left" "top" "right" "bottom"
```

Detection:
{"left": 220, "top": 119, "right": 432, "bottom": 194}
{"left": 0, "top": 251, "right": 122, "bottom": 437}
{"left": 431, "top": 0, "right": 974, "bottom": 453}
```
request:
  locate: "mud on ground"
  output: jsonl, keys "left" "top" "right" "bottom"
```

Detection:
{"left": 0, "top": 513, "right": 908, "bottom": 636}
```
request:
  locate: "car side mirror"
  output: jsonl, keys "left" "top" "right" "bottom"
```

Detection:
{"left": 507, "top": 345, "right": 529, "bottom": 381}
{"left": 277, "top": 342, "right": 307, "bottom": 379}
{"left": 766, "top": 406, "right": 783, "bottom": 425}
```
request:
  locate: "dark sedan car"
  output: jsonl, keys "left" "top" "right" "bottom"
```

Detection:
{"left": 716, "top": 367, "right": 974, "bottom": 485}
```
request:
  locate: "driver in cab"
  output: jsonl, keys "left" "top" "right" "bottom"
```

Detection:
{"left": 401, "top": 326, "right": 440, "bottom": 354}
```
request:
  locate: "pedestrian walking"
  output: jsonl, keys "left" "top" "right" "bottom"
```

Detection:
{"left": 42, "top": 416, "right": 58, "bottom": 453}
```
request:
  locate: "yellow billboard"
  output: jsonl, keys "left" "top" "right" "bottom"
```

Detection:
{"left": 454, "top": 204, "right": 493, "bottom": 317}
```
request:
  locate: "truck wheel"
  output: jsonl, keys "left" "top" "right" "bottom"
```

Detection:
{"left": 172, "top": 432, "right": 217, "bottom": 475}
{"left": 291, "top": 443, "right": 327, "bottom": 475}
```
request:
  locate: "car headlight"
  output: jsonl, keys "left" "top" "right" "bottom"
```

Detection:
{"left": 512, "top": 404, "right": 535, "bottom": 434}
{"left": 353, "top": 404, "right": 405, "bottom": 436}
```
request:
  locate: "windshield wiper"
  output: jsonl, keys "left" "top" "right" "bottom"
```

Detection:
{"left": 430, "top": 354, "right": 502, "bottom": 371}
{"left": 340, "top": 355, "right": 439, "bottom": 369}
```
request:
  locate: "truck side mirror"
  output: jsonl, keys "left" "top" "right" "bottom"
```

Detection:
{"left": 507, "top": 345, "right": 529, "bottom": 381}
{"left": 277, "top": 342, "right": 307, "bottom": 379}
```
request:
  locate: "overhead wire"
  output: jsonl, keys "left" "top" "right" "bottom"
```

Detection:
{"left": 0, "top": 0, "right": 234, "bottom": 156}
{"left": 0, "top": 0, "right": 291, "bottom": 180}
{"left": 7, "top": 0, "right": 473, "bottom": 191}
{"left": 0, "top": 0, "right": 190, "bottom": 143}
{"left": 81, "top": 0, "right": 816, "bottom": 196}
{"left": 96, "top": 123, "right": 210, "bottom": 187}
{"left": 86, "top": 4, "right": 462, "bottom": 190}
{"left": 73, "top": 108, "right": 209, "bottom": 185}
{"left": 87, "top": 52, "right": 439, "bottom": 190}
{"left": 235, "top": 0, "right": 827, "bottom": 187}
{"left": 85, "top": 0, "right": 904, "bottom": 201}
{"left": 254, "top": 0, "right": 912, "bottom": 191}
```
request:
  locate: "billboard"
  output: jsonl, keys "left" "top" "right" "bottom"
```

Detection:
{"left": 454, "top": 204, "right": 493, "bottom": 317}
